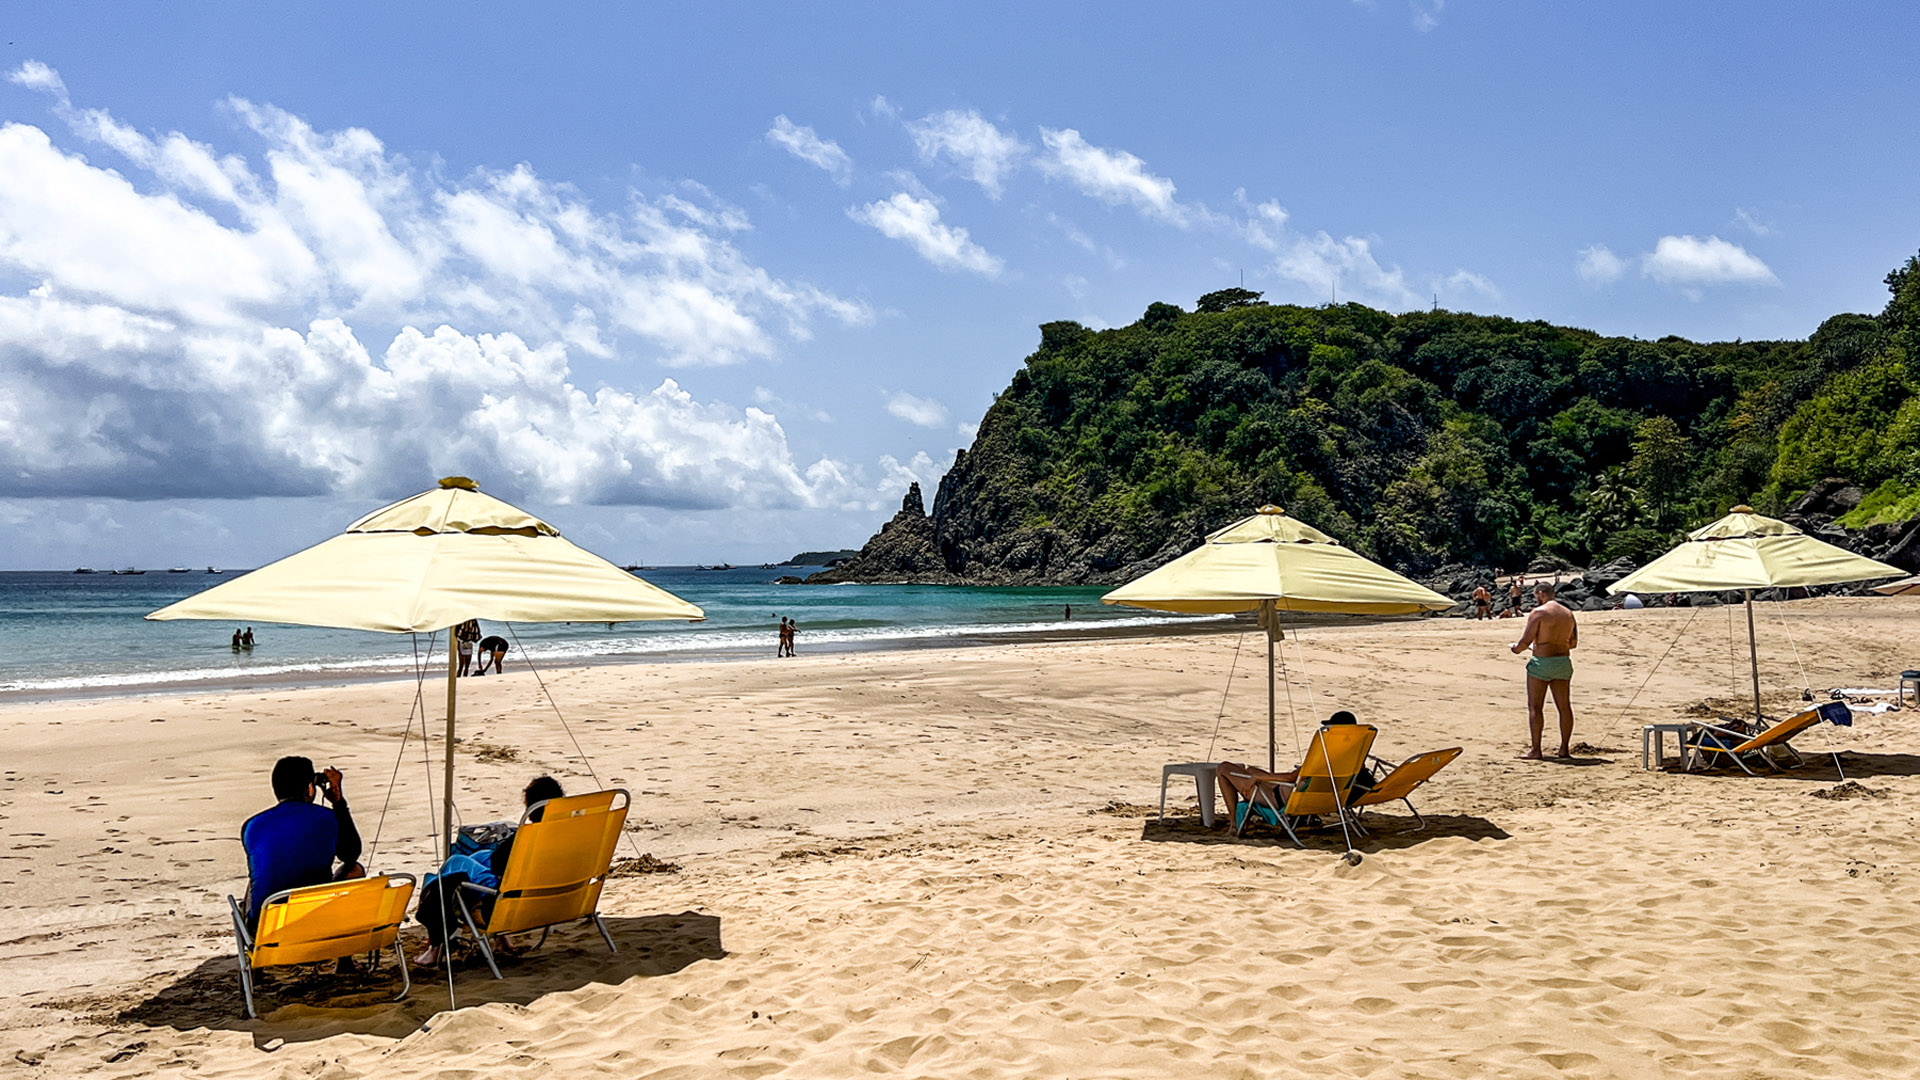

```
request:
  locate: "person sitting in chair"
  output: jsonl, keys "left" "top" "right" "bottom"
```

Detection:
{"left": 241, "top": 757, "right": 365, "bottom": 932}
{"left": 412, "top": 775, "right": 564, "bottom": 967}
{"left": 1215, "top": 712, "right": 1368, "bottom": 825}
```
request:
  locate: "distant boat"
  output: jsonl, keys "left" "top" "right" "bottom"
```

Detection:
{"left": 167, "top": 567, "right": 191, "bottom": 573}
{"left": 112, "top": 568, "right": 146, "bottom": 575}
{"left": 695, "top": 563, "right": 735, "bottom": 571}
{"left": 206, "top": 566, "right": 221, "bottom": 574}
{"left": 74, "top": 567, "right": 96, "bottom": 574}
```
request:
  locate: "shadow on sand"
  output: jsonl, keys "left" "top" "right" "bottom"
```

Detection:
{"left": 116, "top": 911, "right": 724, "bottom": 1046}
{"left": 1689, "top": 750, "right": 1920, "bottom": 782}
{"left": 1139, "top": 812, "right": 1510, "bottom": 851}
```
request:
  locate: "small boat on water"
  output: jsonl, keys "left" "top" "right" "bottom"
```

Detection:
{"left": 206, "top": 566, "right": 221, "bottom": 574}
{"left": 74, "top": 567, "right": 96, "bottom": 574}
{"left": 167, "top": 567, "right": 191, "bottom": 573}
{"left": 111, "top": 568, "right": 146, "bottom": 575}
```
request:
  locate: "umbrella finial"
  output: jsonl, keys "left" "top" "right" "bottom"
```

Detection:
{"left": 1257, "top": 505, "right": 1285, "bottom": 515}
{"left": 1730, "top": 504, "right": 1753, "bottom": 514}
{"left": 439, "top": 476, "right": 478, "bottom": 491}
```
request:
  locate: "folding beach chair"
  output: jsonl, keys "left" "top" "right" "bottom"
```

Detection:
{"left": 454, "top": 789, "right": 629, "bottom": 979}
{"left": 1351, "top": 747, "right": 1463, "bottom": 830}
{"left": 1686, "top": 701, "right": 1851, "bottom": 776}
{"left": 227, "top": 873, "right": 416, "bottom": 1019}
{"left": 1231, "top": 723, "right": 1377, "bottom": 858}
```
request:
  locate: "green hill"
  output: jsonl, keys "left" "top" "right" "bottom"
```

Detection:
{"left": 817, "top": 250, "right": 1920, "bottom": 585}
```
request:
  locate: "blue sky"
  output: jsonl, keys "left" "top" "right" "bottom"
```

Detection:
{"left": 1, "top": 2, "right": 1916, "bottom": 568}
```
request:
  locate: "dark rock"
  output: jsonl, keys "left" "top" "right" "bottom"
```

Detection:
{"left": 1526, "top": 555, "right": 1582, "bottom": 574}
{"left": 1580, "top": 597, "right": 1605, "bottom": 611}
{"left": 773, "top": 575, "right": 805, "bottom": 585}
{"left": 1583, "top": 556, "right": 1638, "bottom": 592}
{"left": 1882, "top": 521, "right": 1920, "bottom": 573}
{"left": 803, "top": 483, "right": 955, "bottom": 584}
{"left": 1788, "top": 478, "right": 1865, "bottom": 519}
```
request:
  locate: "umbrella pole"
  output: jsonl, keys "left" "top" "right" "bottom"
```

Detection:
{"left": 443, "top": 632, "right": 459, "bottom": 861}
{"left": 1745, "top": 590, "right": 1762, "bottom": 726}
{"left": 1264, "top": 599, "right": 1277, "bottom": 773}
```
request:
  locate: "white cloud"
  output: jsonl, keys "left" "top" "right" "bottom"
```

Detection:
{"left": 1576, "top": 244, "right": 1628, "bottom": 284}
{"left": 6, "top": 60, "right": 66, "bottom": 97}
{"left": 1410, "top": 0, "right": 1445, "bottom": 32}
{"left": 1271, "top": 232, "right": 1418, "bottom": 309}
{"left": 956, "top": 421, "right": 979, "bottom": 441}
{"left": 906, "top": 109, "right": 1026, "bottom": 199}
{"left": 765, "top": 115, "right": 852, "bottom": 187}
{"left": 1436, "top": 269, "right": 1500, "bottom": 302}
{"left": 0, "top": 61, "right": 892, "bottom": 510}
{"left": 1732, "top": 207, "right": 1773, "bottom": 236}
{"left": 1642, "top": 234, "right": 1778, "bottom": 287}
{"left": 884, "top": 390, "right": 950, "bottom": 428}
{"left": 1234, "top": 189, "right": 1291, "bottom": 253}
{"left": 1037, "top": 128, "right": 1187, "bottom": 225}
{"left": 849, "top": 193, "right": 1003, "bottom": 277}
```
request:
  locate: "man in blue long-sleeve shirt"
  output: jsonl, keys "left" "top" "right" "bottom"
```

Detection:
{"left": 240, "top": 756, "right": 364, "bottom": 929}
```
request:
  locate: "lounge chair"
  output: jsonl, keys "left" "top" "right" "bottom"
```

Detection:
{"left": 1685, "top": 701, "right": 1851, "bottom": 775}
{"left": 453, "top": 789, "right": 629, "bottom": 979}
{"left": 1232, "top": 723, "right": 1377, "bottom": 855}
{"left": 227, "top": 873, "right": 416, "bottom": 1019}
{"left": 1350, "top": 747, "right": 1463, "bottom": 829}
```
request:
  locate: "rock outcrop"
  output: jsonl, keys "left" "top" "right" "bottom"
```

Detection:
{"left": 804, "top": 484, "right": 958, "bottom": 584}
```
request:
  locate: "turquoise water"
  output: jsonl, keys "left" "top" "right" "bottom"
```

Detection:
{"left": 0, "top": 568, "right": 1222, "bottom": 697}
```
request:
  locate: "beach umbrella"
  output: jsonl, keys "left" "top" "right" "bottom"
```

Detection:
{"left": 1873, "top": 575, "right": 1920, "bottom": 597}
{"left": 1606, "top": 505, "right": 1900, "bottom": 723}
{"left": 149, "top": 477, "right": 704, "bottom": 855}
{"left": 1101, "top": 506, "right": 1452, "bottom": 770}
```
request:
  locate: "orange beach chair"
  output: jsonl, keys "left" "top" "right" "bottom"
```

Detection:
{"left": 227, "top": 874, "right": 415, "bottom": 1018}
{"left": 452, "top": 789, "right": 628, "bottom": 979}
{"left": 1685, "top": 704, "right": 1843, "bottom": 775}
{"left": 1232, "top": 723, "right": 1377, "bottom": 858}
{"left": 1351, "top": 747, "right": 1463, "bottom": 829}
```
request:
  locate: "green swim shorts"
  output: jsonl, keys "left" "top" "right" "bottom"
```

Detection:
{"left": 1526, "top": 655, "right": 1574, "bottom": 682}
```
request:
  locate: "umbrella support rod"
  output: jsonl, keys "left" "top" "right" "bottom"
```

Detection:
{"left": 443, "top": 633, "right": 459, "bottom": 862}
{"left": 1745, "top": 590, "right": 1762, "bottom": 725}
{"left": 1267, "top": 630, "right": 1276, "bottom": 773}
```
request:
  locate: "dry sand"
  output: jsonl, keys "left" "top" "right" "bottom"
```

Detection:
{"left": 3, "top": 597, "right": 1919, "bottom": 1078}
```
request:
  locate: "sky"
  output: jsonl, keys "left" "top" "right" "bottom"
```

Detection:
{"left": 1, "top": 2, "right": 1916, "bottom": 569}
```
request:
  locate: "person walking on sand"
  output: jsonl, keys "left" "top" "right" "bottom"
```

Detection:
{"left": 1511, "top": 582, "right": 1577, "bottom": 759}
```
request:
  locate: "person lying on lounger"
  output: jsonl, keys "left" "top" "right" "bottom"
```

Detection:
{"left": 413, "top": 775, "right": 564, "bottom": 967}
{"left": 1215, "top": 712, "right": 1367, "bottom": 823}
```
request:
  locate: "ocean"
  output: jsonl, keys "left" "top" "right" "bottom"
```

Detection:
{"left": 0, "top": 567, "right": 1226, "bottom": 698}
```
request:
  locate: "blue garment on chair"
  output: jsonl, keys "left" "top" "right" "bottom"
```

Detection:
{"left": 1817, "top": 700, "right": 1854, "bottom": 727}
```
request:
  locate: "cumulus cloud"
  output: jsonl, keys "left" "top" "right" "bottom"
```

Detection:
{"left": 0, "top": 61, "right": 901, "bottom": 510}
{"left": 1436, "top": 269, "right": 1500, "bottom": 302}
{"left": 906, "top": 109, "right": 1026, "bottom": 198}
{"left": 1642, "top": 234, "right": 1778, "bottom": 288}
{"left": 848, "top": 193, "right": 1003, "bottom": 277}
{"left": 884, "top": 391, "right": 950, "bottom": 428}
{"left": 765, "top": 115, "right": 852, "bottom": 186}
{"left": 1576, "top": 244, "right": 1628, "bottom": 284}
{"left": 1410, "top": 0, "right": 1445, "bottom": 32}
{"left": 1271, "top": 232, "right": 1419, "bottom": 309}
{"left": 1037, "top": 128, "right": 1187, "bottom": 225}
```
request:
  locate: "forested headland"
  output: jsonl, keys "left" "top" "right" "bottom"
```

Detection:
{"left": 812, "top": 250, "right": 1920, "bottom": 587}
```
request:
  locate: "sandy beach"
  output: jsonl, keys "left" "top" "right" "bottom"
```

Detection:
{"left": 4, "top": 597, "right": 1919, "bottom": 1078}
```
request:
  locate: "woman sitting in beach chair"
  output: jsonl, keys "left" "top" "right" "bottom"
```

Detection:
{"left": 413, "top": 774, "right": 564, "bottom": 967}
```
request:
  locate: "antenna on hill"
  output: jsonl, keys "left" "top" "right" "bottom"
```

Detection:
{"left": 1433, "top": 292, "right": 1439, "bottom": 312}
{"left": 1330, "top": 274, "right": 1337, "bottom": 305}
{"left": 1239, "top": 268, "right": 1245, "bottom": 288}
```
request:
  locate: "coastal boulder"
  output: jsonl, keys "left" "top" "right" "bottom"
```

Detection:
{"left": 804, "top": 484, "right": 954, "bottom": 583}
{"left": 1788, "top": 478, "right": 1865, "bottom": 520}
{"left": 1583, "top": 556, "right": 1638, "bottom": 592}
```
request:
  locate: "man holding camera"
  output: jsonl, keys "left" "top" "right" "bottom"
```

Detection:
{"left": 240, "top": 756, "right": 365, "bottom": 930}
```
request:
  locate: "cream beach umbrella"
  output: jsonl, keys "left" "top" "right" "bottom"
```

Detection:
{"left": 1102, "top": 506, "right": 1452, "bottom": 770}
{"left": 149, "top": 477, "right": 704, "bottom": 854}
{"left": 1606, "top": 505, "right": 1900, "bottom": 723}
{"left": 1873, "top": 575, "right": 1920, "bottom": 597}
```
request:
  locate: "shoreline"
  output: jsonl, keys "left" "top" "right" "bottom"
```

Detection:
{"left": 0, "top": 610, "right": 1439, "bottom": 707}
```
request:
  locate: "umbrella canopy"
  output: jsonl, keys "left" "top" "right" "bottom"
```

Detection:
{"left": 1606, "top": 507, "right": 1901, "bottom": 596}
{"left": 1873, "top": 575, "right": 1920, "bottom": 596}
{"left": 1102, "top": 506, "right": 1450, "bottom": 776}
{"left": 149, "top": 478, "right": 703, "bottom": 631}
{"left": 1605, "top": 506, "right": 1899, "bottom": 724}
{"left": 148, "top": 477, "right": 703, "bottom": 859}
{"left": 1101, "top": 507, "right": 1454, "bottom": 616}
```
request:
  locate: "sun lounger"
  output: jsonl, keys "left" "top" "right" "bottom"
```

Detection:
{"left": 1686, "top": 701, "right": 1850, "bottom": 775}
{"left": 227, "top": 873, "right": 416, "bottom": 1019}
{"left": 1232, "top": 723, "right": 1377, "bottom": 855}
{"left": 1350, "top": 747, "right": 1463, "bottom": 829}
{"left": 453, "top": 789, "right": 629, "bottom": 979}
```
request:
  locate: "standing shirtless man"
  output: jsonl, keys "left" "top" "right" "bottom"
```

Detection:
{"left": 1511, "top": 582, "right": 1577, "bottom": 759}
